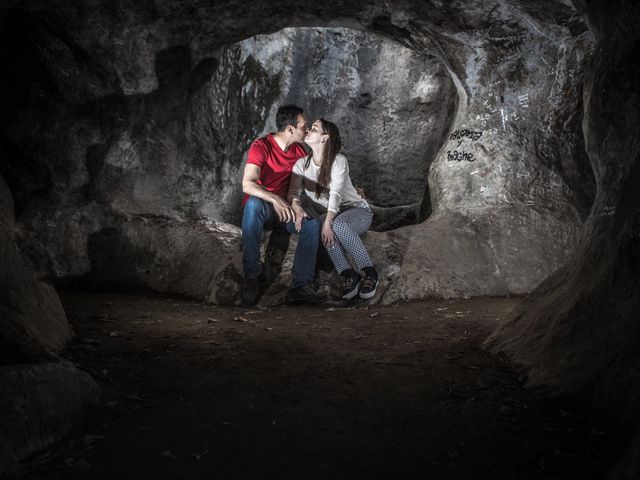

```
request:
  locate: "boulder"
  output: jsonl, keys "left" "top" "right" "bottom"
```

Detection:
{"left": 0, "top": 361, "right": 100, "bottom": 476}
{"left": 0, "top": 176, "right": 70, "bottom": 363}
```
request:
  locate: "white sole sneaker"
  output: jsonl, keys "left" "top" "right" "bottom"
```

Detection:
{"left": 359, "top": 288, "right": 377, "bottom": 299}
{"left": 342, "top": 280, "right": 361, "bottom": 300}
{"left": 359, "top": 280, "right": 378, "bottom": 299}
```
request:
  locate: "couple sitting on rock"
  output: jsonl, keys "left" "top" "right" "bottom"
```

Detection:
{"left": 241, "top": 105, "right": 379, "bottom": 306}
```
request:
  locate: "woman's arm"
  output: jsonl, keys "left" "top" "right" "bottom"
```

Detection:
{"left": 322, "top": 210, "right": 337, "bottom": 247}
{"left": 286, "top": 160, "right": 303, "bottom": 205}
{"left": 322, "top": 155, "right": 351, "bottom": 246}
{"left": 327, "top": 155, "right": 349, "bottom": 214}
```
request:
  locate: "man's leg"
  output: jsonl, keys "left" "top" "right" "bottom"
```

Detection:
{"left": 284, "top": 217, "right": 324, "bottom": 304}
{"left": 241, "top": 196, "right": 274, "bottom": 304}
{"left": 286, "top": 217, "right": 321, "bottom": 288}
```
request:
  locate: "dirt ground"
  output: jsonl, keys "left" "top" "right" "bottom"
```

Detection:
{"left": 14, "top": 292, "right": 631, "bottom": 479}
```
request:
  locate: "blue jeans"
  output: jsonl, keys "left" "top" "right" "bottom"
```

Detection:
{"left": 242, "top": 196, "right": 320, "bottom": 288}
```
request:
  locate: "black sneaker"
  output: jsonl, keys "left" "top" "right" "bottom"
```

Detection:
{"left": 286, "top": 285, "right": 325, "bottom": 305}
{"left": 340, "top": 269, "right": 361, "bottom": 300}
{"left": 359, "top": 267, "right": 379, "bottom": 299}
{"left": 241, "top": 276, "right": 260, "bottom": 306}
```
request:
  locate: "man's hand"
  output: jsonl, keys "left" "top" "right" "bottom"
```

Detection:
{"left": 321, "top": 221, "right": 336, "bottom": 248}
{"left": 271, "top": 196, "right": 295, "bottom": 223}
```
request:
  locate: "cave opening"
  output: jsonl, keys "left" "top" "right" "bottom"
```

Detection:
{"left": 194, "top": 26, "right": 457, "bottom": 231}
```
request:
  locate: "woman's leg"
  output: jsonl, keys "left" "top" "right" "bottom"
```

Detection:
{"left": 327, "top": 207, "right": 374, "bottom": 272}
{"left": 328, "top": 207, "right": 379, "bottom": 299}
{"left": 325, "top": 207, "right": 374, "bottom": 299}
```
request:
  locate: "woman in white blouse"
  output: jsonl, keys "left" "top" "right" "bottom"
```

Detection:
{"left": 287, "top": 119, "right": 379, "bottom": 300}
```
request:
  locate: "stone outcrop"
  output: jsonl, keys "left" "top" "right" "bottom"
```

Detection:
{"left": 0, "top": 175, "right": 70, "bottom": 363}
{"left": 0, "top": 361, "right": 100, "bottom": 476}
{"left": 78, "top": 215, "right": 243, "bottom": 304}
{"left": 0, "top": 174, "right": 100, "bottom": 475}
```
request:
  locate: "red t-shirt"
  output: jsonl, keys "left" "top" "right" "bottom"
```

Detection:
{"left": 242, "top": 134, "right": 307, "bottom": 205}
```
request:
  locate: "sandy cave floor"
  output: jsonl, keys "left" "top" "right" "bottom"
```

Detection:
{"left": 13, "top": 292, "right": 632, "bottom": 480}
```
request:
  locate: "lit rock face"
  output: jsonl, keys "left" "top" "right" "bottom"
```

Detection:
{"left": 228, "top": 28, "right": 455, "bottom": 220}
{"left": 1, "top": 0, "right": 594, "bottom": 302}
{"left": 376, "top": 0, "right": 596, "bottom": 298}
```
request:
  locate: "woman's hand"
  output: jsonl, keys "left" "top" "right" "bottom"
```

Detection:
{"left": 293, "top": 206, "right": 309, "bottom": 232}
{"left": 322, "top": 221, "right": 336, "bottom": 248}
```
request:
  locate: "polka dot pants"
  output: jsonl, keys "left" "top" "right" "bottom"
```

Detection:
{"left": 326, "top": 206, "right": 374, "bottom": 274}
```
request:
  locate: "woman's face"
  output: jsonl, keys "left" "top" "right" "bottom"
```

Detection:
{"left": 304, "top": 120, "right": 328, "bottom": 146}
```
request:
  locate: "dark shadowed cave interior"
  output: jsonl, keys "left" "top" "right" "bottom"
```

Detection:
{"left": 1, "top": 0, "right": 639, "bottom": 478}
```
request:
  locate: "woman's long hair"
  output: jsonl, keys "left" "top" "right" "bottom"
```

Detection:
{"left": 304, "top": 118, "right": 342, "bottom": 199}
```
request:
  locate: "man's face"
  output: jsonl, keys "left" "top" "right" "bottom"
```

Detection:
{"left": 291, "top": 114, "right": 308, "bottom": 143}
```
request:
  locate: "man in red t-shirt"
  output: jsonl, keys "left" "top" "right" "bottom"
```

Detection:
{"left": 241, "top": 105, "right": 323, "bottom": 306}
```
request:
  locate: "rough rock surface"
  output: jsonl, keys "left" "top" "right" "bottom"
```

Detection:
{"left": 0, "top": 175, "right": 70, "bottom": 363}
{"left": 0, "top": 361, "right": 100, "bottom": 476}
{"left": 1, "top": 0, "right": 639, "bottom": 432}
{"left": 1, "top": 175, "right": 100, "bottom": 474}
{"left": 73, "top": 215, "right": 243, "bottom": 305}
{"left": 486, "top": 0, "right": 640, "bottom": 422}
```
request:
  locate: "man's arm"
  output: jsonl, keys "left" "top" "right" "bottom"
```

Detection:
{"left": 242, "top": 163, "right": 294, "bottom": 223}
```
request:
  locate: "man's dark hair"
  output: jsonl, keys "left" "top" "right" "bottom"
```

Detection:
{"left": 275, "top": 105, "right": 304, "bottom": 132}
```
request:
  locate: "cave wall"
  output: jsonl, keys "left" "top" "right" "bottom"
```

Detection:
{"left": 0, "top": 0, "right": 595, "bottom": 301}
{"left": 0, "top": 175, "right": 99, "bottom": 475}
{"left": 487, "top": 0, "right": 640, "bottom": 422}
{"left": 1, "top": 0, "right": 639, "bottom": 470}
{"left": 361, "top": 0, "right": 596, "bottom": 299}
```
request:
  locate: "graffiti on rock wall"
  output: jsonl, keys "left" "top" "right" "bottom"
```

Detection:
{"left": 601, "top": 206, "right": 616, "bottom": 217}
{"left": 445, "top": 86, "right": 533, "bottom": 163}
{"left": 447, "top": 128, "right": 482, "bottom": 162}
{"left": 518, "top": 93, "right": 529, "bottom": 109}
{"left": 478, "top": 76, "right": 533, "bottom": 132}
{"left": 447, "top": 150, "right": 475, "bottom": 162}
{"left": 449, "top": 129, "right": 483, "bottom": 142}
{"left": 477, "top": 112, "right": 491, "bottom": 127}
